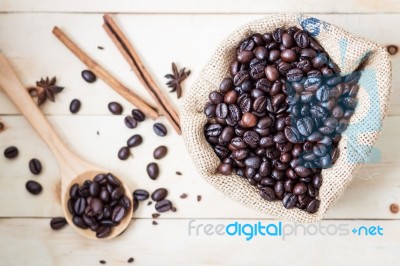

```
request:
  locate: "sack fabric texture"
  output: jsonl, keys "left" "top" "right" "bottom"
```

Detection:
{"left": 181, "top": 14, "right": 392, "bottom": 222}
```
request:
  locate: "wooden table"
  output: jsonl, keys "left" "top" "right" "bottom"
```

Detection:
{"left": 0, "top": 1, "right": 399, "bottom": 265}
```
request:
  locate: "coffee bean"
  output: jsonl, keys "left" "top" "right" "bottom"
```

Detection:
{"left": 26, "top": 180, "right": 42, "bottom": 195}
{"left": 96, "top": 226, "right": 111, "bottom": 238}
{"left": 306, "top": 199, "right": 320, "bottom": 213}
{"left": 89, "top": 181, "right": 101, "bottom": 197}
{"left": 50, "top": 217, "right": 67, "bottom": 230}
{"left": 147, "top": 163, "right": 159, "bottom": 180}
{"left": 118, "top": 146, "right": 130, "bottom": 160}
{"left": 29, "top": 158, "right": 42, "bottom": 175}
{"left": 106, "top": 173, "right": 120, "bottom": 187}
{"left": 153, "top": 146, "right": 168, "bottom": 160}
{"left": 111, "top": 205, "right": 127, "bottom": 223}
{"left": 218, "top": 163, "right": 233, "bottom": 175}
{"left": 0, "top": 122, "right": 4, "bottom": 132}
{"left": 127, "top": 258, "right": 135, "bottom": 263}
{"left": 265, "top": 65, "right": 279, "bottom": 82}
{"left": 108, "top": 102, "right": 123, "bottom": 115}
{"left": 155, "top": 199, "right": 172, "bottom": 213}
{"left": 131, "top": 109, "right": 145, "bottom": 122}
{"left": 81, "top": 70, "right": 96, "bottom": 83}
{"left": 124, "top": 116, "right": 138, "bottom": 129}
{"left": 4, "top": 146, "right": 18, "bottom": 159}
{"left": 260, "top": 187, "right": 276, "bottom": 201}
{"left": 283, "top": 193, "right": 297, "bottom": 209}
{"left": 133, "top": 189, "right": 149, "bottom": 201}
{"left": 127, "top": 134, "right": 143, "bottom": 148}
{"left": 74, "top": 197, "right": 86, "bottom": 215}
{"left": 69, "top": 99, "right": 81, "bottom": 114}
{"left": 153, "top": 123, "right": 167, "bottom": 137}
{"left": 237, "top": 50, "right": 254, "bottom": 63}
{"left": 151, "top": 188, "right": 168, "bottom": 202}
{"left": 73, "top": 216, "right": 88, "bottom": 229}
{"left": 220, "top": 78, "right": 234, "bottom": 93}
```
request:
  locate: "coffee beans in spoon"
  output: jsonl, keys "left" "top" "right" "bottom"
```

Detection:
{"left": 203, "top": 27, "right": 361, "bottom": 214}
{"left": 67, "top": 173, "right": 131, "bottom": 238}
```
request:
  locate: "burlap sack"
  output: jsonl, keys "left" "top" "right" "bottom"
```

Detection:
{"left": 181, "top": 14, "right": 391, "bottom": 223}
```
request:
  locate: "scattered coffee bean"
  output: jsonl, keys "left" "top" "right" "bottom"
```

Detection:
{"left": 172, "top": 206, "right": 177, "bottom": 212}
{"left": 29, "top": 158, "right": 42, "bottom": 175}
{"left": 133, "top": 189, "right": 149, "bottom": 201}
{"left": 118, "top": 147, "right": 131, "bottom": 160}
{"left": 4, "top": 146, "right": 18, "bottom": 159}
{"left": 69, "top": 99, "right": 81, "bottom": 114}
{"left": 153, "top": 146, "right": 168, "bottom": 159}
{"left": 386, "top": 45, "right": 398, "bottom": 55}
{"left": 108, "top": 102, "right": 123, "bottom": 115}
{"left": 152, "top": 213, "right": 160, "bottom": 218}
{"left": 26, "top": 180, "right": 42, "bottom": 195}
{"left": 147, "top": 201, "right": 153, "bottom": 206}
{"left": 124, "top": 116, "right": 138, "bottom": 129}
{"left": 50, "top": 217, "right": 67, "bottom": 230}
{"left": 153, "top": 123, "right": 167, "bottom": 137}
{"left": 151, "top": 188, "right": 168, "bottom": 202}
{"left": 99, "top": 260, "right": 106, "bottom": 264}
{"left": 203, "top": 27, "right": 360, "bottom": 213}
{"left": 176, "top": 171, "right": 182, "bottom": 175}
{"left": 390, "top": 203, "right": 399, "bottom": 214}
{"left": 81, "top": 70, "right": 96, "bottom": 83}
{"left": 147, "top": 163, "right": 159, "bottom": 180}
{"left": 127, "top": 134, "right": 143, "bottom": 148}
{"left": 0, "top": 122, "right": 4, "bottom": 132}
{"left": 197, "top": 195, "right": 202, "bottom": 202}
{"left": 132, "top": 109, "right": 146, "bottom": 122}
{"left": 180, "top": 193, "right": 188, "bottom": 199}
{"left": 98, "top": 46, "right": 104, "bottom": 50}
{"left": 152, "top": 221, "right": 158, "bottom": 225}
{"left": 155, "top": 199, "right": 172, "bottom": 213}
{"left": 127, "top": 258, "right": 134, "bottom": 263}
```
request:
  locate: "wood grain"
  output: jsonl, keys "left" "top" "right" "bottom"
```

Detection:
{"left": 0, "top": 14, "right": 398, "bottom": 115}
{"left": 0, "top": 0, "right": 399, "bottom": 13}
{"left": 0, "top": 218, "right": 399, "bottom": 266}
{"left": 0, "top": 115, "right": 399, "bottom": 219}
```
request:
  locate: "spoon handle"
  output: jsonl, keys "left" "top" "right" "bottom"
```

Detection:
{"left": 0, "top": 53, "right": 77, "bottom": 173}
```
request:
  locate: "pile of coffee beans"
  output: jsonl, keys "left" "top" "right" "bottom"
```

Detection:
{"left": 67, "top": 173, "right": 131, "bottom": 238}
{"left": 203, "top": 27, "right": 361, "bottom": 213}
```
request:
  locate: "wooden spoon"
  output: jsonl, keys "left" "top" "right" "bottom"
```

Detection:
{"left": 0, "top": 53, "right": 133, "bottom": 240}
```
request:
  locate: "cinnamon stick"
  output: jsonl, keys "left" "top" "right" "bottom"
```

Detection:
{"left": 103, "top": 14, "right": 181, "bottom": 135}
{"left": 52, "top": 26, "right": 159, "bottom": 120}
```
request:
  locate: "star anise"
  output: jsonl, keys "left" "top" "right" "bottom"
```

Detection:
{"left": 28, "top": 77, "right": 64, "bottom": 106}
{"left": 165, "top": 63, "right": 190, "bottom": 99}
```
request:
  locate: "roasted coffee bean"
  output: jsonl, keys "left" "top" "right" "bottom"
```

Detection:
{"left": 216, "top": 103, "right": 228, "bottom": 119}
{"left": 132, "top": 109, "right": 146, "bottom": 122}
{"left": 153, "top": 123, "right": 168, "bottom": 137}
{"left": 241, "top": 112, "right": 258, "bottom": 128}
{"left": 127, "top": 134, "right": 143, "bottom": 148}
{"left": 89, "top": 181, "right": 101, "bottom": 197}
{"left": 153, "top": 146, "right": 168, "bottom": 159}
{"left": 118, "top": 146, "right": 130, "bottom": 160}
{"left": 81, "top": 70, "right": 96, "bottom": 83}
{"left": 260, "top": 187, "right": 276, "bottom": 201}
{"left": 50, "top": 217, "right": 67, "bottom": 230}
{"left": 111, "top": 187, "right": 125, "bottom": 200}
{"left": 151, "top": 188, "right": 168, "bottom": 202}
{"left": 133, "top": 189, "right": 149, "bottom": 201}
{"left": 254, "top": 46, "right": 269, "bottom": 60}
{"left": 155, "top": 199, "right": 173, "bottom": 213}
{"left": 106, "top": 173, "right": 121, "bottom": 187}
{"left": 69, "top": 183, "right": 79, "bottom": 199}
{"left": 146, "top": 163, "right": 159, "bottom": 180}
{"left": 99, "top": 189, "right": 110, "bottom": 203}
{"left": 111, "top": 205, "right": 127, "bottom": 223}
{"left": 209, "top": 91, "right": 224, "bottom": 104}
{"left": 28, "top": 158, "right": 42, "bottom": 175}
{"left": 69, "top": 99, "right": 81, "bottom": 114}
{"left": 4, "top": 146, "right": 18, "bottom": 159}
{"left": 294, "top": 31, "right": 310, "bottom": 48}
{"left": 220, "top": 78, "right": 234, "bottom": 93}
{"left": 218, "top": 162, "right": 233, "bottom": 175}
{"left": 265, "top": 65, "right": 279, "bottom": 82}
{"left": 293, "top": 182, "right": 308, "bottom": 195}
{"left": 234, "top": 70, "right": 250, "bottom": 86}
{"left": 306, "top": 199, "right": 320, "bottom": 213}
{"left": 26, "top": 180, "right": 42, "bottom": 195}
{"left": 283, "top": 193, "right": 298, "bottom": 209}
{"left": 124, "top": 116, "right": 138, "bottom": 129}
{"left": 108, "top": 102, "right": 123, "bottom": 115}
{"left": 237, "top": 50, "right": 254, "bottom": 63}
{"left": 96, "top": 226, "right": 111, "bottom": 238}
{"left": 73, "top": 216, "right": 88, "bottom": 229}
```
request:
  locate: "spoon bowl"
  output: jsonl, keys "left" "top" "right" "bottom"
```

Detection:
{"left": 0, "top": 53, "right": 133, "bottom": 239}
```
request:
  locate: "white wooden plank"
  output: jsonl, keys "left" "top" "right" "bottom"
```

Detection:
{"left": 0, "top": 14, "right": 398, "bottom": 115}
{"left": 0, "top": 115, "right": 399, "bottom": 219}
{"left": 1, "top": 0, "right": 400, "bottom": 13}
{"left": 0, "top": 218, "right": 399, "bottom": 266}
